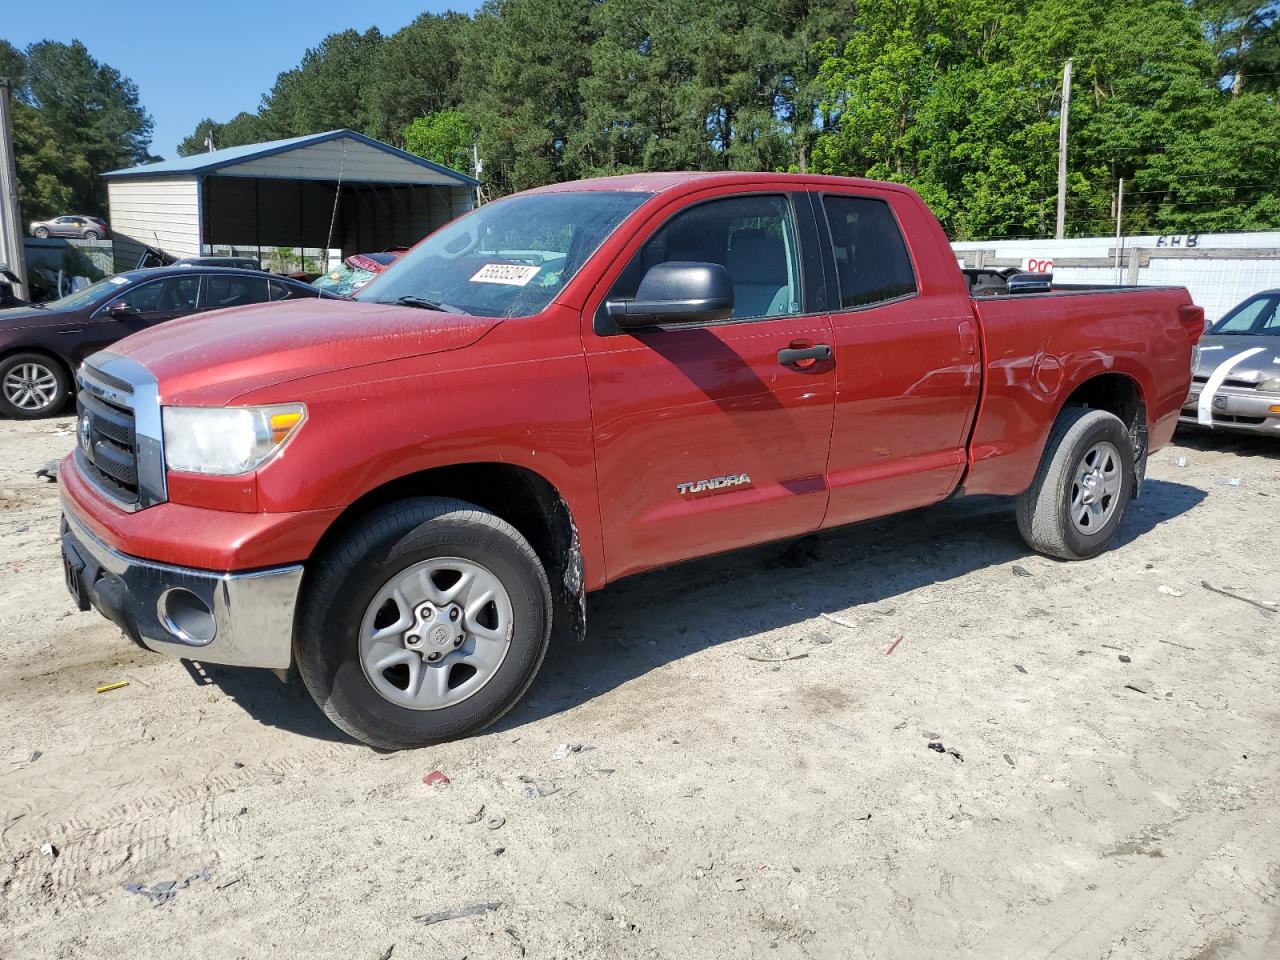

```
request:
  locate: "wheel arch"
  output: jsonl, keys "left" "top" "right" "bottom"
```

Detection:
{"left": 1052, "top": 370, "right": 1149, "bottom": 494}
{"left": 309, "top": 462, "right": 587, "bottom": 643}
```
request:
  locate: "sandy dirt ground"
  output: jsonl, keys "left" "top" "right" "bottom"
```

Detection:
{"left": 1, "top": 414, "right": 1278, "bottom": 960}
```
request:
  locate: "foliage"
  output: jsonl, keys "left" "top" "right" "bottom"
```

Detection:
{"left": 12, "top": 1, "right": 1273, "bottom": 240}
{"left": 403, "top": 110, "right": 474, "bottom": 173}
{"left": 4, "top": 40, "right": 153, "bottom": 223}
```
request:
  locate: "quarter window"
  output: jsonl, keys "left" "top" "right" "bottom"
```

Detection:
{"left": 822, "top": 196, "right": 917, "bottom": 308}
{"left": 201, "top": 275, "right": 270, "bottom": 310}
{"left": 612, "top": 194, "right": 803, "bottom": 321}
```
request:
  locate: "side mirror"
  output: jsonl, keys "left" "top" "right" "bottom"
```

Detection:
{"left": 107, "top": 301, "right": 139, "bottom": 317}
{"left": 606, "top": 262, "right": 734, "bottom": 328}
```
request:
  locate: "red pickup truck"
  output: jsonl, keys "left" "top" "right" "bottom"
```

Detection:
{"left": 60, "top": 172, "right": 1204, "bottom": 749}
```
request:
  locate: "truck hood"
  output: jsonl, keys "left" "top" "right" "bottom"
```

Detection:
{"left": 1194, "top": 334, "right": 1280, "bottom": 381}
{"left": 113, "top": 299, "right": 499, "bottom": 404}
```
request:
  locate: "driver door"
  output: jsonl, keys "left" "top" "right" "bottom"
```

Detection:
{"left": 98, "top": 275, "right": 203, "bottom": 331}
{"left": 582, "top": 190, "right": 836, "bottom": 582}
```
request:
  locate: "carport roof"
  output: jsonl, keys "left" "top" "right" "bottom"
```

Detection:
{"left": 103, "top": 128, "right": 480, "bottom": 186}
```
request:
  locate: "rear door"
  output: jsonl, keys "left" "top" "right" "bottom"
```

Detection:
{"left": 199, "top": 274, "right": 271, "bottom": 311}
{"left": 815, "top": 188, "right": 980, "bottom": 526}
{"left": 583, "top": 189, "right": 836, "bottom": 581}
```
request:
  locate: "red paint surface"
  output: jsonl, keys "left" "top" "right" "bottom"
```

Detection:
{"left": 62, "top": 172, "right": 1198, "bottom": 586}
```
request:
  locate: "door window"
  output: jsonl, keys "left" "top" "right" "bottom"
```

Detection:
{"left": 612, "top": 194, "right": 802, "bottom": 321}
{"left": 822, "top": 196, "right": 917, "bottom": 308}
{"left": 269, "top": 279, "right": 310, "bottom": 301}
{"left": 200, "top": 275, "right": 270, "bottom": 310}
{"left": 118, "top": 276, "right": 200, "bottom": 313}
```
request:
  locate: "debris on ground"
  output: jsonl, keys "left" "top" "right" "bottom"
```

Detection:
{"left": 1156, "top": 585, "right": 1184, "bottom": 597}
{"left": 39, "top": 842, "right": 57, "bottom": 858}
{"left": 486, "top": 816, "right": 505, "bottom": 830}
{"left": 123, "top": 869, "right": 212, "bottom": 906}
{"left": 1224, "top": 477, "right": 1242, "bottom": 486}
{"left": 1011, "top": 564, "right": 1034, "bottom": 577}
{"left": 1119, "top": 655, "right": 1132, "bottom": 663}
{"left": 517, "top": 775, "right": 559, "bottom": 797}
{"left": 378, "top": 946, "right": 394, "bottom": 960}
{"left": 1014, "top": 664, "right": 1027, "bottom": 674}
{"left": 464, "top": 804, "right": 485, "bottom": 824}
{"left": 1201, "top": 580, "right": 1277, "bottom": 614}
{"left": 34, "top": 460, "right": 58, "bottom": 482}
{"left": 1171, "top": 456, "right": 1187, "bottom": 467}
{"left": 1124, "top": 679, "right": 1154, "bottom": 694}
{"left": 820, "top": 612, "right": 856, "bottom": 630}
{"left": 928, "top": 741, "right": 963, "bottom": 762}
{"left": 1159, "top": 638, "right": 1196, "bottom": 651}
{"left": 884, "top": 635, "right": 904, "bottom": 656}
{"left": 1003, "top": 754, "right": 1015, "bottom": 767}
{"left": 743, "top": 652, "right": 809, "bottom": 663}
{"left": 423, "top": 770, "right": 451, "bottom": 787}
{"left": 551, "top": 742, "right": 593, "bottom": 760}
{"left": 414, "top": 901, "right": 503, "bottom": 925}
{"left": 95, "top": 681, "right": 129, "bottom": 694}
{"left": 505, "top": 926, "right": 526, "bottom": 956}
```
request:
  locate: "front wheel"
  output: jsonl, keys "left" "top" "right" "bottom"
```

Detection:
{"left": 1016, "top": 408, "right": 1135, "bottom": 560}
{"left": 33, "top": 227, "right": 50, "bottom": 239}
{"left": 0, "top": 353, "right": 70, "bottom": 419}
{"left": 295, "top": 498, "right": 552, "bottom": 749}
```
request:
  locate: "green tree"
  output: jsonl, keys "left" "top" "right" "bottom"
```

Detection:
{"left": 459, "top": 0, "right": 595, "bottom": 195}
{"left": 363, "top": 12, "right": 470, "bottom": 144}
{"left": 177, "top": 112, "right": 276, "bottom": 156}
{"left": 10, "top": 40, "right": 153, "bottom": 219}
{"left": 261, "top": 29, "right": 384, "bottom": 136}
{"left": 403, "top": 109, "right": 474, "bottom": 173}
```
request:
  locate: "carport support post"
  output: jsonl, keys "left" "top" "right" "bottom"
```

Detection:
{"left": 0, "top": 78, "right": 27, "bottom": 300}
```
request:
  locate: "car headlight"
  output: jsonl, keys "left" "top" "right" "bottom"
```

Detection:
{"left": 162, "top": 404, "right": 306, "bottom": 475}
{"left": 1257, "top": 378, "right": 1280, "bottom": 394}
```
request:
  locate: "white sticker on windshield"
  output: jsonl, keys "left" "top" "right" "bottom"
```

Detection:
{"left": 470, "top": 263, "right": 540, "bottom": 286}
{"left": 109, "top": 276, "right": 129, "bottom": 285}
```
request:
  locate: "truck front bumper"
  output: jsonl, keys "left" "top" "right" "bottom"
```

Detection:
{"left": 60, "top": 507, "right": 303, "bottom": 669}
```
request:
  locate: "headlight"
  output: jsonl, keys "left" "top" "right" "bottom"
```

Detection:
{"left": 163, "top": 404, "right": 306, "bottom": 475}
{"left": 1257, "top": 378, "right": 1280, "bottom": 394}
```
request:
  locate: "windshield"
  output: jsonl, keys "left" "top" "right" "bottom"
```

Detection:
{"left": 354, "top": 191, "right": 652, "bottom": 317}
{"left": 314, "top": 262, "right": 379, "bottom": 296}
{"left": 40, "top": 275, "right": 133, "bottom": 311}
{"left": 1210, "top": 294, "right": 1280, "bottom": 336}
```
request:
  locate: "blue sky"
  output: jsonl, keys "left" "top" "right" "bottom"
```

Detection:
{"left": 4, "top": 1, "right": 474, "bottom": 159}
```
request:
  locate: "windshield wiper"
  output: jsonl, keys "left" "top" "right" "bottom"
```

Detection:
{"left": 391, "top": 295, "right": 470, "bottom": 315}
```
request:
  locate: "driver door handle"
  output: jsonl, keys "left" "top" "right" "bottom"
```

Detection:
{"left": 778, "top": 342, "right": 832, "bottom": 368}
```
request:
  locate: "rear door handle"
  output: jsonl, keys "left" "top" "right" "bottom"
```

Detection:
{"left": 778, "top": 343, "right": 832, "bottom": 368}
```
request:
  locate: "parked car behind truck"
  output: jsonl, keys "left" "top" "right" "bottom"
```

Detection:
{"left": 1180, "top": 289, "right": 1280, "bottom": 436}
{"left": 59, "top": 172, "right": 1204, "bottom": 749}
{"left": 29, "top": 215, "right": 110, "bottom": 240}
{"left": 0, "top": 267, "right": 330, "bottom": 418}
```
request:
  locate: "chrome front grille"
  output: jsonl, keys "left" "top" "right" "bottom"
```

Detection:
{"left": 76, "top": 353, "right": 167, "bottom": 511}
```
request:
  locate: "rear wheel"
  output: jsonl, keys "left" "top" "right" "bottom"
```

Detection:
{"left": 1016, "top": 408, "right": 1135, "bottom": 560}
{"left": 295, "top": 498, "right": 552, "bottom": 750}
{"left": 82, "top": 230, "right": 100, "bottom": 240}
{"left": 0, "top": 353, "right": 70, "bottom": 419}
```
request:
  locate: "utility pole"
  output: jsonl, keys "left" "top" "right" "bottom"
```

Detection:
{"left": 1055, "top": 57, "right": 1073, "bottom": 241}
{"left": 0, "top": 78, "right": 27, "bottom": 301}
{"left": 1113, "top": 178, "right": 1124, "bottom": 283}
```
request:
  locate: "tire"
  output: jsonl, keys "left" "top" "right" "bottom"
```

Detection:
{"left": 0, "top": 352, "right": 71, "bottom": 419}
{"left": 33, "top": 227, "right": 49, "bottom": 239}
{"left": 295, "top": 497, "right": 552, "bottom": 750}
{"left": 83, "top": 230, "right": 100, "bottom": 240}
{"left": 1016, "top": 408, "right": 1135, "bottom": 560}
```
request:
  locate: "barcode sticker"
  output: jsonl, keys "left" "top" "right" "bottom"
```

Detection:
{"left": 470, "top": 263, "right": 541, "bottom": 286}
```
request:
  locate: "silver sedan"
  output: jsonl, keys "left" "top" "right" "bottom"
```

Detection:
{"left": 1181, "top": 289, "right": 1280, "bottom": 436}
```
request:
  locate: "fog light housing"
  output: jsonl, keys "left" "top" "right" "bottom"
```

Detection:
{"left": 158, "top": 588, "right": 216, "bottom": 644}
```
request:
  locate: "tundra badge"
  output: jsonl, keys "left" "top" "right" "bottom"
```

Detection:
{"left": 676, "top": 473, "right": 752, "bottom": 496}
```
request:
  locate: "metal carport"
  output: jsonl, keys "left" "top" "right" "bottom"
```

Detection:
{"left": 102, "top": 129, "right": 478, "bottom": 272}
